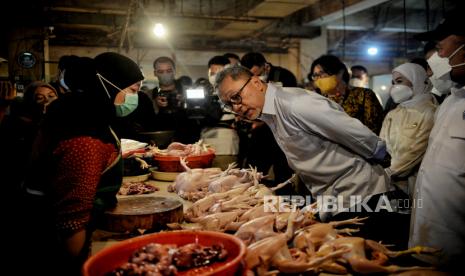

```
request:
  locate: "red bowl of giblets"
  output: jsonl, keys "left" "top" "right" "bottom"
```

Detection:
{"left": 83, "top": 230, "right": 247, "bottom": 276}
{"left": 154, "top": 149, "right": 216, "bottom": 172}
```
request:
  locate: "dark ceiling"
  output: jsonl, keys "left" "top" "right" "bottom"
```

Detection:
{"left": 1, "top": 0, "right": 460, "bottom": 58}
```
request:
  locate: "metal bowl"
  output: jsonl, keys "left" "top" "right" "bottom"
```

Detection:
{"left": 137, "top": 130, "right": 175, "bottom": 149}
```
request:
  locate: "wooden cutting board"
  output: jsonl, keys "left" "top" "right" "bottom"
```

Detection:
{"left": 100, "top": 196, "right": 183, "bottom": 233}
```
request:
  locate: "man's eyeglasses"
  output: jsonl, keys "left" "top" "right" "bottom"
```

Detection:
{"left": 222, "top": 77, "right": 251, "bottom": 110}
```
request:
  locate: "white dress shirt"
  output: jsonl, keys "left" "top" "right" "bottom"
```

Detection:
{"left": 409, "top": 85, "right": 465, "bottom": 267}
{"left": 259, "top": 84, "right": 391, "bottom": 221}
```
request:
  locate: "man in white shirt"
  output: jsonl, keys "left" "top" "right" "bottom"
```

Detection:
{"left": 410, "top": 12, "right": 465, "bottom": 270}
{"left": 215, "top": 66, "right": 405, "bottom": 244}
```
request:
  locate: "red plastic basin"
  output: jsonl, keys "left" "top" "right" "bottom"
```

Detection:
{"left": 83, "top": 230, "right": 246, "bottom": 276}
{"left": 153, "top": 150, "right": 215, "bottom": 172}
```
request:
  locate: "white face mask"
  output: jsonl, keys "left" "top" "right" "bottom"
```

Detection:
{"left": 429, "top": 74, "right": 455, "bottom": 95}
{"left": 349, "top": 78, "right": 366, "bottom": 88}
{"left": 209, "top": 73, "right": 217, "bottom": 86}
{"left": 390, "top": 84, "right": 414, "bottom": 103}
{"left": 259, "top": 73, "right": 268, "bottom": 82}
{"left": 427, "top": 44, "right": 465, "bottom": 78}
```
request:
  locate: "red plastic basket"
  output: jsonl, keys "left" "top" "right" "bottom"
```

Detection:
{"left": 153, "top": 149, "right": 215, "bottom": 172}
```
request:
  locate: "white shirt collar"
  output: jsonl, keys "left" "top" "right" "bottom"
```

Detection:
{"left": 451, "top": 85, "right": 465, "bottom": 97}
{"left": 261, "top": 83, "right": 277, "bottom": 116}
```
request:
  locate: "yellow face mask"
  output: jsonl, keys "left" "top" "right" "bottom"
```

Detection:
{"left": 315, "top": 75, "right": 338, "bottom": 93}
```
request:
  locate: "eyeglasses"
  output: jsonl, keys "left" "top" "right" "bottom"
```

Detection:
{"left": 222, "top": 77, "right": 251, "bottom": 110}
{"left": 311, "top": 71, "right": 330, "bottom": 81}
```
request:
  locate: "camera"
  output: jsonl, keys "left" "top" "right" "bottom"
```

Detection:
{"left": 185, "top": 88, "right": 206, "bottom": 106}
{"left": 184, "top": 87, "right": 207, "bottom": 119}
{"left": 154, "top": 89, "right": 180, "bottom": 109}
{"left": 184, "top": 86, "right": 221, "bottom": 120}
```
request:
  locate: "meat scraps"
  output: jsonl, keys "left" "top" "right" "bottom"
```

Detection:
{"left": 118, "top": 182, "right": 159, "bottom": 195}
{"left": 107, "top": 242, "right": 228, "bottom": 276}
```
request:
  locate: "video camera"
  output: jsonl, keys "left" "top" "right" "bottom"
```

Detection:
{"left": 184, "top": 86, "right": 221, "bottom": 120}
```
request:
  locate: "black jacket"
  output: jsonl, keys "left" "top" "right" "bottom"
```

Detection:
{"left": 268, "top": 65, "right": 297, "bottom": 87}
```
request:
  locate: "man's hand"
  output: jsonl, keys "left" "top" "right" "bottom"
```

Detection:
{"left": 370, "top": 152, "right": 391, "bottom": 168}
{"left": 155, "top": 95, "right": 168, "bottom": 107}
{"left": 380, "top": 152, "right": 391, "bottom": 168}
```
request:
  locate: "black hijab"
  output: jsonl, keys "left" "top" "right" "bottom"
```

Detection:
{"left": 26, "top": 53, "right": 144, "bottom": 192}
{"left": 42, "top": 53, "right": 144, "bottom": 144}
{"left": 94, "top": 52, "right": 144, "bottom": 98}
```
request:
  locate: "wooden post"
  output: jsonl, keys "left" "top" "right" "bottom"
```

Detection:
{"left": 7, "top": 27, "right": 44, "bottom": 92}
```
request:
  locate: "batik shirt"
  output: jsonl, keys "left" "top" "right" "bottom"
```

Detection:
{"left": 326, "top": 87, "right": 384, "bottom": 134}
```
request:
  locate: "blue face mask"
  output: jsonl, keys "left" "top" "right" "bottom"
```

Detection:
{"left": 115, "top": 93, "right": 138, "bottom": 117}
{"left": 59, "top": 77, "right": 70, "bottom": 91}
{"left": 59, "top": 70, "right": 70, "bottom": 91}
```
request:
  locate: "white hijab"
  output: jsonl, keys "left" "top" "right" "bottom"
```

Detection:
{"left": 392, "top": 63, "right": 432, "bottom": 107}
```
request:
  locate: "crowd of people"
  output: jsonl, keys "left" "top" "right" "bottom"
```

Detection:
{"left": 0, "top": 11, "right": 463, "bottom": 275}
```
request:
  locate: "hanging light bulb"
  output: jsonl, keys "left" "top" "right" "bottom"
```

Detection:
{"left": 367, "top": 47, "right": 378, "bottom": 56}
{"left": 153, "top": 23, "right": 166, "bottom": 38}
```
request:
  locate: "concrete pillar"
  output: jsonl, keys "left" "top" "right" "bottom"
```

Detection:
{"left": 299, "top": 26, "right": 328, "bottom": 82}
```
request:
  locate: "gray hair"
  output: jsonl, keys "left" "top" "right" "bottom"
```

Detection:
{"left": 215, "top": 65, "right": 253, "bottom": 91}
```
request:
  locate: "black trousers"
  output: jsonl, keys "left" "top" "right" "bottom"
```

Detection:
{"left": 329, "top": 191, "right": 411, "bottom": 250}
{"left": 246, "top": 123, "right": 293, "bottom": 186}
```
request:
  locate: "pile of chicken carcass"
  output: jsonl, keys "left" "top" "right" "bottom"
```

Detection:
{"left": 122, "top": 140, "right": 214, "bottom": 173}
{"left": 167, "top": 159, "right": 263, "bottom": 201}
{"left": 167, "top": 159, "right": 438, "bottom": 275}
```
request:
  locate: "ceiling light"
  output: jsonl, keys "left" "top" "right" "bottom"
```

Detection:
{"left": 381, "top": 85, "right": 387, "bottom": 90}
{"left": 153, "top": 23, "right": 166, "bottom": 38}
{"left": 367, "top": 47, "right": 378, "bottom": 56}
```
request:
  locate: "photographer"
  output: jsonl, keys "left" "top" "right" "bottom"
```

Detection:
{"left": 148, "top": 56, "right": 199, "bottom": 143}
{"left": 151, "top": 56, "right": 184, "bottom": 115}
